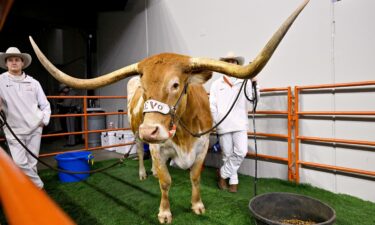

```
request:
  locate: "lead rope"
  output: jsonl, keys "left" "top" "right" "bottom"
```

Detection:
{"left": 171, "top": 79, "right": 259, "bottom": 196}
{"left": 244, "top": 80, "right": 259, "bottom": 196}
{"left": 177, "top": 80, "right": 246, "bottom": 138}
{"left": 0, "top": 111, "right": 127, "bottom": 174}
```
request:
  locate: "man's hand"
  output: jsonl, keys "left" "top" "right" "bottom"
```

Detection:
{"left": 251, "top": 77, "right": 258, "bottom": 87}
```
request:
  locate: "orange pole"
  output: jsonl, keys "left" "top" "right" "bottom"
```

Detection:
{"left": 299, "top": 161, "right": 375, "bottom": 177}
{"left": 297, "top": 135, "right": 375, "bottom": 147}
{"left": 85, "top": 95, "right": 128, "bottom": 99}
{"left": 261, "top": 87, "right": 289, "bottom": 92}
{"left": 41, "top": 127, "right": 132, "bottom": 140}
{"left": 247, "top": 132, "right": 288, "bottom": 139}
{"left": 297, "top": 80, "right": 375, "bottom": 90}
{"left": 247, "top": 152, "right": 288, "bottom": 163}
{"left": 294, "top": 86, "right": 300, "bottom": 183}
{"left": 47, "top": 95, "right": 128, "bottom": 99}
{"left": 287, "top": 87, "right": 293, "bottom": 181}
{"left": 298, "top": 111, "right": 375, "bottom": 116}
{"left": 50, "top": 111, "right": 128, "bottom": 118}
{"left": 0, "top": 148, "right": 76, "bottom": 225}
{"left": 254, "top": 110, "right": 289, "bottom": 115}
{"left": 40, "top": 141, "right": 136, "bottom": 158}
{"left": 83, "top": 96, "right": 89, "bottom": 151}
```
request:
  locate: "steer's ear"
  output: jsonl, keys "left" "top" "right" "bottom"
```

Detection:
{"left": 188, "top": 70, "right": 212, "bottom": 84}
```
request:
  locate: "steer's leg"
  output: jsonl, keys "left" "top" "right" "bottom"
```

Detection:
{"left": 151, "top": 147, "right": 172, "bottom": 224}
{"left": 136, "top": 141, "right": 147, "bottom": 180}
{"left": 190, "top": 140, "right": 209, "bottom": 215}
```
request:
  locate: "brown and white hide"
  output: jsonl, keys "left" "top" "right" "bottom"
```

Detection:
{"left": 127, "top": 54, "right": 213, "bottom": 223}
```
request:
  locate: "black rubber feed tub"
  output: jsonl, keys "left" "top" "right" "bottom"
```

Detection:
{"left": 249, "top": 192, "right": 336, "bottom": 225}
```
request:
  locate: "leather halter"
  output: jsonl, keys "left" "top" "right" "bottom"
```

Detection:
{"left": 142, "top": 82, "right": 188, "bottom": 137}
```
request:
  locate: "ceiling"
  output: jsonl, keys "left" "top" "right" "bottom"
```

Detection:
{"left": 1, "top": 0, "right": 128, "bottom": 34}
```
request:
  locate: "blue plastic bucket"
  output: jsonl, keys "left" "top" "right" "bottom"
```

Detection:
{"left": 55, "top": 151, "right": 94, "bottom": 183}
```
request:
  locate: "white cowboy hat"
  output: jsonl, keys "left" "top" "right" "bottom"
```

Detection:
{"left": 219, "top": 51, "right": 244, "bottom": 65}
{"left": 0, "top": 47, "right": 32, "bottom": 70}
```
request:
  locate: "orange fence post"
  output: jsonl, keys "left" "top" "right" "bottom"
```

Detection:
{"left": 83, "top": 96, "right": 89, "bottom": 151}
{"left": 294, "top": 86, "right": 300, "bottom": 183}
{"left": 0, "top": 148, "right": 76, "bottom": 225}
{"left": 246, "top": 87, "right": 293, "bottom": 180}
{"left": 287, "top": 87, "right": 294, "bottom": 181}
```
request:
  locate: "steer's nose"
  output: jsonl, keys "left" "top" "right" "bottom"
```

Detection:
{"left": 139, "top": 124, "right": 161, "bottom": 142}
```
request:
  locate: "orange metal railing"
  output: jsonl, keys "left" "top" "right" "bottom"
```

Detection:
{"left": 246, "top": 87, "right": 295, "bottom": 181}
{"left": 40, "top": 90, "right": 295, "bottom": 165}
{"left": 0, "top": 95, "right": 135, "bottom": 153}
{"left": 294, "top": 80, "right": 375, "bottom": 182}
{"left": 37, "top": 95, "right": 135, "bottom": 157}
{"left": 209, "top": 87, "right": 293, "bottom": 180}
{"left": 0, "top": 95, "right": 134, "bottom": 224}
{"left": 0, "top": 147, "right": 76, "bottom": 225}
{"left": 2, "top": 80, "right": 375, "bottom": 223}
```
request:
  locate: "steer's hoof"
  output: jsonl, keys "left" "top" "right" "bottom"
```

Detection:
{"left": 158, "top": 211, "right": 172, "bottom": 224}
{"left": 139, "top": 171, "right": 147, "bottom": 180}
{"left": 192, "top": 202, "right": 205, "bottom": 215}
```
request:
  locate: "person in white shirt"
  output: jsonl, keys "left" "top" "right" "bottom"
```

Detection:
{"left": 0, "top": 47, "right": 51, "bottom": 189}
{"left": 209, "top": 52, "right": 260, "bottom": 193}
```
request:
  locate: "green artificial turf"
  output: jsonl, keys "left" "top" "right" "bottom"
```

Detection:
{"left": 1, "top": 158, "right": 375, "bottom": 225}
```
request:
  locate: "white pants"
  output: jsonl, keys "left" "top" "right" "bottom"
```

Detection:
{"left": 219, "top": 130, "right": 248, "bottom": 185}
{"left": 6, "top": 127, "right": 44, "bottom": 188}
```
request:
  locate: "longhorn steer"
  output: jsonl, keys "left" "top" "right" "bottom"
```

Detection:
{"left": 29, "top": 1, "right": 309, "bottom": 223}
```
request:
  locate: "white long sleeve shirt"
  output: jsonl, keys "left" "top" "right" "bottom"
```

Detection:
{"left": 209, "top": 75, "right": 260, "bottom": 134}
{"left": 0, "top": 72, "right": 51, "bottom": 135}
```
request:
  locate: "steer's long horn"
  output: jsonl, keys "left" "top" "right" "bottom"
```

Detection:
{"left": 29, "top": 36, "right": 139, "bottom": 89}
{"left": 189, "top": 0, "right": 309, "bottom": 79}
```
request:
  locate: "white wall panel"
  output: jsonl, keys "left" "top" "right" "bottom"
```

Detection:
{"left": 300, "top": 169, "right": 336, "bottom": 193}
{"left": 96, "top": 0, "right": 375, "bottom": 202}
{"left": 336, "top": 147, "right": 375, "bottom": 171}
{"left": 97, "top": 0, "right": 147, "bottom": 126}
{"left": 254, "top": 117, "right": 288, "bottom": 136}
{"left": 336, "top": 175, "right": 375, "bottom": 203}
{"left": 334, "top": 0, "right": 375, "bottom": 83}
{"left": 300, "top": 144, "right": 335, "bottom": 165}
{"left": 240, "top": 159, "right": 288, "bottom": 180}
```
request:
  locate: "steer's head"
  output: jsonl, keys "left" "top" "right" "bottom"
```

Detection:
{"left": 29, "top": 0, "right": 309, "bottom": 142}
{"left": 137, "top": 53, "right": 211, "bottom": 143}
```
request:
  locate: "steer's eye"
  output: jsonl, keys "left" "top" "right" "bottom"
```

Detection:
{"left": 172, "top": 83, "right": 179, "bottom": 89}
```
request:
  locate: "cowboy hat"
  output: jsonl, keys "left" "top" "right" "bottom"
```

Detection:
{"left": 219, "top": 52, "right": 244, "bottom": 65}
{"left": 59, "top": 83, "right": 70, "bottom": 92}
{"left": 0, "top": 47, "right": 32, "bottom": 70}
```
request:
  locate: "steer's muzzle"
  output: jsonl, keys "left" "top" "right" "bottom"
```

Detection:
{"left": 139, "top": 122, "right": 170, "bottom": 143}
